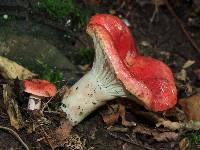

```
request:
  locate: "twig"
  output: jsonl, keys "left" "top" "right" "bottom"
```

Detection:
{"left": 41, "top": 87, "right": 64, "bottom": 112}
{"left": 165, "top": 0, "right": 200, "bottom": 54}
{"left": 0, "top": 125, "right": 30, "bottom": 150}
{"left": 40, "top": 127, "right": 55, "bottom": 150}
{"left": 108, "top": 132, "right": 154, "bottom": 150}
{"left": 150, "top": 1, "right": 159, "bottom": 23}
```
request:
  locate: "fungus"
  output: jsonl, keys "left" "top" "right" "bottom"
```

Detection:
{"left": 23, "top": 79, "right": 57, "bottom": 110}
{"left": 61, "top": 14, "right": 177, "bottom": 125}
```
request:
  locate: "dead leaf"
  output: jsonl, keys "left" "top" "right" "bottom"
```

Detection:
{"left": 179, "top": 138, "right": 189, "bottom": 150}
{"left": 133, "top": 125, "right": 153, "bottom": 136}
{"left": 119, "top": 104, "right": 136, "bottom": 127}
{"left": 185, "top": 120, "right": 200, "bottom": 130}
{"left": 140, "top": 41, "right": 152, "bottom": 47}
{"left": 182, "top": 60, "right": 195, "bottom": 69}
{"left": 179, "top": 92, "right": 200, "bottom": 121}
{"left": 3, "top": 84, "right": 24, "bottom": 129}
{"left": 107, "top": 126, "right": 128, "bottom": 132}
{"left": 0, "top": 56, "right": 37, "bottom": 80}
{"left": 153, "top": 132, "right": 179, "bottom": 142}
{"left": 101, "top": 110, "right": 120, "bottom": 125}
{"left": 101, "top": 104, "right": 120, "bottom": 125}
{"left": 156, "top": 119, "right": 183, "bottom": 131}
{"left": 102, "top": 103, "right": 136, "bottom": 126}
{"left": 175, "top": 69, "right": 187, "bottom": 81}
{"left": 133, "top": 125, "right": 179, "bottom": 142}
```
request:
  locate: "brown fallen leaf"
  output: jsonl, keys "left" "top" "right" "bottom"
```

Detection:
{"left": 175, "top": 69, "right": 187, "bottom": 81}
{"left": 101, "top": 109, "right": 120, "bottom": 125}
{"left": 185, "top": 120, "right": 200, "bottom": 130}
{"left": 156, "top": 119, "right": 183, "bottom": 131}
{"left": 101, "top": 103, "right": 136, "bottom": 126}
{"left": 179, "top": 138, "right": 189, "bottom": 150}
{"left": 0, "top": 56, "right": 37, "bottom": 80}
{"left": 153, "top": 132, "right": 179, "bottom": 142}
{"left": 107, "top": 126, "right": 128, "bottom": 132}
{"left": 182, "top": 60, "right": 195, "bottom": 69}
{"left": 179, "top": 92, "right": 200, "bottom": 121}
{"left": 119, "top": 104, "right": 136, "bottom": 127}
{"left": 133, "top": 125, "right": 179, "bottom": 142}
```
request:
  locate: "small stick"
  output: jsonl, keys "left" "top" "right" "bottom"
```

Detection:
{"left": 165, "top": 0, "right": 200, "bottom": 54}
{"left": 41, "top": 87, "right": 64, "bottom": 112}
{"left": 0, "top": 125, "right": 30, "bottom": 150}
{"left": 108, "top": 132, "right": 154, "bottom": 150}
{"left": 40, "top": 127, "right": 55, "bottom": 150}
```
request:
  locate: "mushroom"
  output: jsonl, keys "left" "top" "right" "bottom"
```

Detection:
{"left": 23, "top": 79, "right": 57, "bottom": 110}
{"left": 61, "top": 14, "right": 177, "bottom": 126}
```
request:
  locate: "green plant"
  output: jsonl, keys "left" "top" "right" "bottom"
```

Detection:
{"left": 35, "top": 60, "right": 65, "bottom": 88}
{"left": 189, "top": 131, "right": 200, "bottom": 145}
{"left": 37, "top": 0, "right": 87, "bottom": 28}
{"left": 182, "top": 130, "right": 200, "bottom": 148}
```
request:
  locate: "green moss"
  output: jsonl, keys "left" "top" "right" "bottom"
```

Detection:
{"left": 189, "top": 131, "right": 200, "bottom": 145}
{"left": 182, "top": 130, "right": 200, "bottom": 148}
{"left": 34, "top": 60, "right": 64, "bottom": 88}
{"left": 37, "top": 0, "right": 88, "bottom": 29}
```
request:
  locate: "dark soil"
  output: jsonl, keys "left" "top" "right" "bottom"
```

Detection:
{"left": 0, "top": 1, "right": 200, "bottom": 149}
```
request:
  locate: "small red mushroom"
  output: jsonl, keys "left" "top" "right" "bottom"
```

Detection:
{"left": 23, "top": 79, "right": 57, "bottom": 110}
{"left": 61, "top": 14, "right": 177, "bottom": 126}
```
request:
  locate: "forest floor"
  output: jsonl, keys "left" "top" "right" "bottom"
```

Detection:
{"left": 0, "top": 0, "right": 200, "bottom": 149}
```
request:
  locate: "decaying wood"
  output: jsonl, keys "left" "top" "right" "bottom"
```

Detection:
{"left": 3, "top": 84, "right": 24, "bottom": 129}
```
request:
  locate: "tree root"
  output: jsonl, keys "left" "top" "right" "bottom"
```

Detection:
{"left": 0, "top": 125, "right": 30, "bottom": 150}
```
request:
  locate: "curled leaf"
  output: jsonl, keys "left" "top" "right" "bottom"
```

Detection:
{"left": 179, "top": 138, "right": 189, "bottom": 150}
{"left": 0, "top": 56, "right": 37, "bottom": 80}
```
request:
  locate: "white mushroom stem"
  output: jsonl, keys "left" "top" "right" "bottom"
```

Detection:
{"left": 61, "top": 36, "right": 128, "bottom": 125}
{"left": 27, "top": 95, "right": 42, "bottom": 110}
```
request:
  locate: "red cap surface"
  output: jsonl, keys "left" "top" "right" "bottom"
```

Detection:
{"left": 87, "top": 14, "right": 177, "bottom": 112}
{"left": 23, "top": 79, "right": 57, "bottom": 97}
{"left": 88, "top": 14, "right": 137, "bottom": 61}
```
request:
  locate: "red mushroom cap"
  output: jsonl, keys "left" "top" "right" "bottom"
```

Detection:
{"left": 23, "top": 79, "right": 57, "bottom": 97}
{"left": 87, "top": 14, "right": 177, "bottom": 112}
{"left": 88, "top": 14, "right": 137, "bottom": 60}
